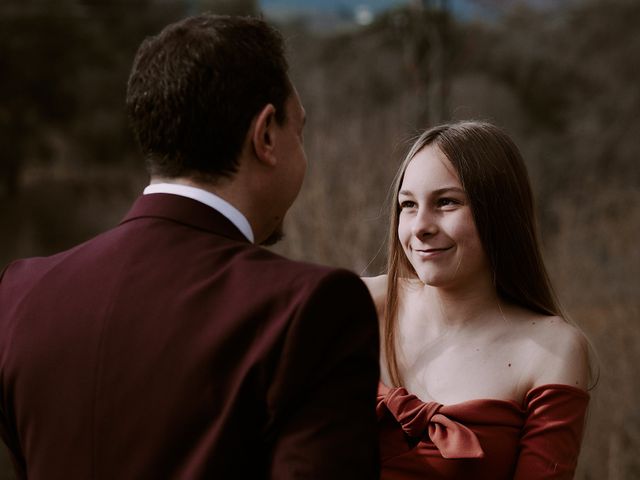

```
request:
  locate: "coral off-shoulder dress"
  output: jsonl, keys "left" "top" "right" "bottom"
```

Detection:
{"left": 377, "top": 382, "right": 589, "bottom": 480}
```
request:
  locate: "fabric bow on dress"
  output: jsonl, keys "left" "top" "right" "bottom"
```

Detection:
{"left": 377, "top": 384, "right": 484, "bottom": 459}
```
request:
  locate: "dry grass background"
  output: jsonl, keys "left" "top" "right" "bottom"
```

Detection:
{"left": 1, "top": 1, "right": 638, "bottom": 478}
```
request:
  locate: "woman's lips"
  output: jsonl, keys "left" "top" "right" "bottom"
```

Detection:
{"left": 413, "top": 246, "right": 453, "bottom": 258}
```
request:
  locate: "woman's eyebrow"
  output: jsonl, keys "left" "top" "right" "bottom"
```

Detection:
{"left": 432, "top": 187, "right": 465, "bottom": 195}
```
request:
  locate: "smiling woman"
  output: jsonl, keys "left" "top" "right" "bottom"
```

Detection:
{"left": 363, "top": 121, "right": 592, "bottom": 480}
{"left": 397, "top": 145, "right": 489, "bottom": 290}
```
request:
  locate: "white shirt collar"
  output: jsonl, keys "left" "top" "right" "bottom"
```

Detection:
{"left": 143, "top": 182, "right": 254, "bottom": 243}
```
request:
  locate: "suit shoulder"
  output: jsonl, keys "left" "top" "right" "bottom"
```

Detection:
{"left": 1, "top": 225, "right": 117, "bottom": 279}
{"left": 1, "top": 256, "right": 50, "bottom": 286}
{"left": 247, "top": 248, "right": 375, "bottom": 311}
{"left": 239, "top": 245, "right": 361, "bottom": 288}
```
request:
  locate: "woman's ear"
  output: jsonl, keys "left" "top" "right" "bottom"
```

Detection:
{"left": 251, "top": 104, "right": 278, "bottom": 167}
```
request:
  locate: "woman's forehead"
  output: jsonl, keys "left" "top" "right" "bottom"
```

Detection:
{"left": 401, "top": 145, "right": 461, "bottom": 191}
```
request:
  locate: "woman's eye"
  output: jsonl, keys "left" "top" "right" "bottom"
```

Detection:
{"left": 437, "top": 198, "right": 460, "bottom": 208}
{"left": 400, "top": 200, "right": 416, "bottom": 209}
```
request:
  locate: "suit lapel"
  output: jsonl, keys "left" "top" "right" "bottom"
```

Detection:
{"left": 120, "top": 194, "right": 250, "bottom": 243}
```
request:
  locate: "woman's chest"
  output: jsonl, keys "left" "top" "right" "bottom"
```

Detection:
{"left": 396, "top": 322, "right": 535, "bottom": 404}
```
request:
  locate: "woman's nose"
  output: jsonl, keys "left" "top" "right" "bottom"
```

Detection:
{"left": 411, "top": 209, "right": 438, "bottom": 238}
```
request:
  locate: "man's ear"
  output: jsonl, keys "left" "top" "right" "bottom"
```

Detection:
{"left": 251, "top": 104, "right": 278, "bottom": 167}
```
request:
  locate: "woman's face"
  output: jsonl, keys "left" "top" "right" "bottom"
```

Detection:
{"left": 397, "top": 144, "right": 490, "bottom": 289}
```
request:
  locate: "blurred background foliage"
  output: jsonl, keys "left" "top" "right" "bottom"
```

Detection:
{"left": 0, "top": 0, "right": 638, "bottom": 478}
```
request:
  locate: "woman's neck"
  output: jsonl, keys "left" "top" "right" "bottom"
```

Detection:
{"left": 407, "top": 274, "right": 505, "bottom": 335}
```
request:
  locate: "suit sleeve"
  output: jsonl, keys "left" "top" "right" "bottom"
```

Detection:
{"left": 514, "top": 386, "right": 590, "bottom": 480}
{"left": 267, "top": 269, "right": 380, "bottom": 480}
{"left": 0, "top": 263, "right": 28, "bottom": 479}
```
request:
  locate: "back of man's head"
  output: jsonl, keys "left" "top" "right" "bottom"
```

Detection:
{"left": 126, "top": 14, "right": 291, "bottom": 182}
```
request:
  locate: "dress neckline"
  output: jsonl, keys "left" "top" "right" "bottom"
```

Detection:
{"left": 378, "top": 382, "right": 589, "bottom": 411}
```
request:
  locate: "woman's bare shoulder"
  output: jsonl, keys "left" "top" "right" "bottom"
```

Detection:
{"left": 361, "top": 274, "right": 388, "bottom": 315}
{"left": 523, "top": 314, "right": 590, "bottom": 390}
{"left": 361, "top": 274, "right": 388, "bottom": 299}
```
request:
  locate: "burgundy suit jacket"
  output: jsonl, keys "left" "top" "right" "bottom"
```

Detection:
{"left": 0, "top": 193, "right": 380, "bottom": 479}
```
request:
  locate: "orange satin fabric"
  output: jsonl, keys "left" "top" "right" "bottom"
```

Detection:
{"left": 377, "top": 383, "right": 589, "bottom": 480}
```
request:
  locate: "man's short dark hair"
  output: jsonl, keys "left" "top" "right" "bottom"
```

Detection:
{"left": 126, "top": 14, "right": 292, "bottom": 180}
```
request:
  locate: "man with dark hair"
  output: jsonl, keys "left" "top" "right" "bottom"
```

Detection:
{"left": 0, "top": 14, "right": 380, "bottom": 479}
